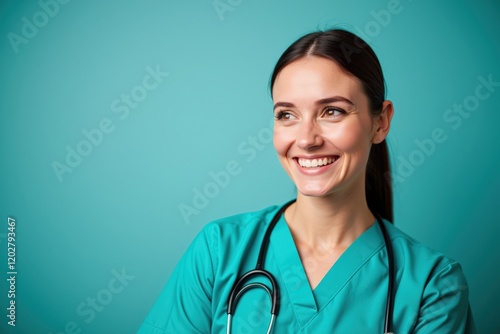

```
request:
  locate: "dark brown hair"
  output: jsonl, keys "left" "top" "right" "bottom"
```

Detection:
{"left": 269, "top": 29, "right": 393, "bottom": 222}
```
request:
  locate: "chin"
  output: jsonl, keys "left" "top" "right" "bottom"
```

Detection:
{"left": 296, "top": 184, "right": 333, "bottom": 198}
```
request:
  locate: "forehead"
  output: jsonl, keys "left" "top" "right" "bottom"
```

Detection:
{"left": 272, "top": 56, "right": 365, "bottom": 103}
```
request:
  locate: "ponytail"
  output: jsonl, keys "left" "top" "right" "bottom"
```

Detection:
{"left": 366, "top": 140, "right": 393, "bottom": 223}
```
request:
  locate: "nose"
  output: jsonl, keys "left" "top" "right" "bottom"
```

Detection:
{"left": 296, "top": 119, "right": 324, "bottom": 150}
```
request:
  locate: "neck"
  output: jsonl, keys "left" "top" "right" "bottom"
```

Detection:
{"left": 285, "top": 187, "right": 375, "bottom": 249}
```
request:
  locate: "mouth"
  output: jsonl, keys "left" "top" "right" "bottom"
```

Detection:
{"left": 295, "top": 156, "right": 339, "bottom": 168}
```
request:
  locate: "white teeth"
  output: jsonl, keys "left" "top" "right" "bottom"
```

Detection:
{"left": 298, "top": 157, "right": 336, "bottom": 168}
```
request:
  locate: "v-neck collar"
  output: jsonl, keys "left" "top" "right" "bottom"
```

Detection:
{"left": 270, "top": 214, "right": 386, "bottom": 327}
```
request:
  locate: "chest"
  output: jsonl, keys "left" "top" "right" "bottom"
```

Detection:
{"left": 296, "top": 244, "right": 347, "bottom": 290}
{"left": 213, "top": 266, "right": 420, "bottom": 334}
{"left": 210, "top": 224, "right": 422, "bottom": 334}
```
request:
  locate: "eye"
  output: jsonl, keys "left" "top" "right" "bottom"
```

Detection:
{"left": 323, "top": 106, "right": 346, "bottom": 118}
{"left": 275, "top": 111, "right": 295, "bottom": 121}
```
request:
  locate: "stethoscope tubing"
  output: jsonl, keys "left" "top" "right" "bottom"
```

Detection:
{"left": 377, "top": 213, "right": 395, "bottom": 334}
{"left": 226, "top": 200, "right": 395, "bottom": 334}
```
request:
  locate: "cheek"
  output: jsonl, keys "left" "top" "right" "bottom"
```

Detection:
{"left": 329, "top": 121, "right": 371, "bottom": 153}
{"left": 273, "top": 128, "right": 293, "bottom": 157}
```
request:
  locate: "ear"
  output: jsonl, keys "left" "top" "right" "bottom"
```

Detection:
{"left": 372, "top": 100, "right": 394, "bottom": 144}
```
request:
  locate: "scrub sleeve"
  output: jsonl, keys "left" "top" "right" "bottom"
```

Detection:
{"left": 138, "top": 227, "right": 215, "bottom": 333}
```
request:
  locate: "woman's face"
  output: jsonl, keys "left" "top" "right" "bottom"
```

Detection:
{"left": 272, "top": 56, "right": 381, "bottom": 198}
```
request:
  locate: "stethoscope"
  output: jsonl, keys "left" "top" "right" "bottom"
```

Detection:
{"left": 226, "top": 199, "right": 395, "bottom": 334}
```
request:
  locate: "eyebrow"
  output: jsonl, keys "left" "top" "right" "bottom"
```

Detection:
{"left": 273, "top": 96, "right": 354, "bottom": 110}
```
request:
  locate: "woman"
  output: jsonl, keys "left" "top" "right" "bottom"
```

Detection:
{"left": 138, "top": 29, "right": 476, "bottom": 333}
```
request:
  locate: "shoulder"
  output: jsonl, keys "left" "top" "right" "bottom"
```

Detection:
{"left": 382, "top": 220, "right": 471, "bottom": 315}
{"left": 200, "top": 204, "right": 282, "bottom": 241}
{"left": 381, "top": 221, "right": 475, "bottom": 331}
{"left": 382, "top": 220, "right": 460, "bottom": 274}
{"left": 195, "top": 204, "right": 283, "bottom": 260}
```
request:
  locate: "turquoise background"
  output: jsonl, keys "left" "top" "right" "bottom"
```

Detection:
{"left": 0, "top": 0, "right": 498, "bottom": 333}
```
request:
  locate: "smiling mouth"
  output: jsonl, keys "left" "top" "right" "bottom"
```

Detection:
{"left": 296, "top": 156, "right": 339, "bottom": 168}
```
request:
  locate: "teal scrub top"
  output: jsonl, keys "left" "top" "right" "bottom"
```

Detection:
{"left": 138, "top": 204, "right": 476, "bottom": 333}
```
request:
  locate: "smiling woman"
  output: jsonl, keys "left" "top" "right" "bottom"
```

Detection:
{"left": 137, "top": 29, "right": 476, "bottom": 334}
{"left": 272, "top": 57, "right": 391, "bottom": 206}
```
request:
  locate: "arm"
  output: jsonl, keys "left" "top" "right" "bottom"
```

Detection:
{"left": 412, "top": 261, "right": 476, "bottom": 334}
{"left": 137, "top": 227, "right": 216, "bottom": 334}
